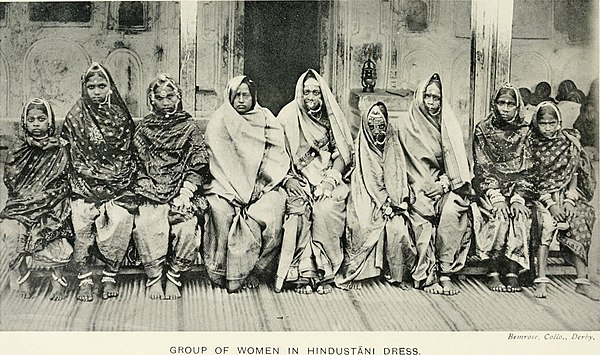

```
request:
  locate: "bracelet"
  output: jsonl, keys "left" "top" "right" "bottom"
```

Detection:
{"left": 325, "top": 169, "right": 342, "bottom": 186}
{"left": 438, "top": 175, "right": 450, "bottom": 194}
{"left": 179, "top": 187, "right": 194, "bottom": 199}
{"left": 564, "top": 198, "right": 576, "bottom": 206}
{"left": 322, "top": 176, "right": 337, "bottom": 187}
{"left": 183, "top": 181, "right": 197, "bottom": 193}
{"left": 488, "top": 190, "right": 506, "bottom": 205}
{"left": 539, "top": 193, "right": 555, "bottom": 209}
{"left": 510, "top": 194, "right": 525, "bottom": 206}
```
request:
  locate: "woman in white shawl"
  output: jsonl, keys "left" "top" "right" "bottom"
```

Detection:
{"left": 204, "top": 76, "right": 290, "bottom": 293}
{"left": 335, "top": 102, "right": 416, "bottom": 290}
{"left": 275, "top": 69, "right": 354, "bottom": 294}
{"left": 385, "top": 73, "right": 474, "bottom": 295}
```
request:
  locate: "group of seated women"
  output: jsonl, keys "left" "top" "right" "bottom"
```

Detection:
{"left": 0, "top": 63, "right": 597, "bottom": 303}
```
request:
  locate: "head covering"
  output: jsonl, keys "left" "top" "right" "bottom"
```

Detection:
{"left": 228, "top": 76, "right": 257, "bottom": 111}
{"left": 530, "top": 81, "right": 557, "bottom": 105}
{"left": 147, "top": 72, "right": 183, "bottom": 114}
{"left": 384, "top": 73, "right": 471, "bottom": 217}
{"left": 278, "top": 69, "right": 354, "bottom": 171}
{"left": 531, "top": 101, "right": 562, "bottom": 137}
{"left": 490, "top": 83, "right": 527, "bottom": 127}
{"left": 205, "top": 75, "right": 290, "bottom": 205}
{"left": 519, "top": 87, "right": 532, "bottom": 106}
{"left": 556, "top": 79, "right": 578, "bottom": 102}
{"left": 61, "top": 62, "right": 136, "bottom": 203}
{"left": 1, "top": 98, "right": 71, "bottom": 261}
{"left": 530, "top": 101, "right": 595, "bottom": 199}
{"left": 134, "top": 73, "right": 208, "bottom": 204}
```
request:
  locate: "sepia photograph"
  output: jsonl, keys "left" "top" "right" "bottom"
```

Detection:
{"left": 0, "top": 0, "right": 598, "bottom": 353}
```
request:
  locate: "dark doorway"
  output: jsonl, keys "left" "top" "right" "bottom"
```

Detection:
{"left": 244, "top": 1, "right": 322, "bottom": 115}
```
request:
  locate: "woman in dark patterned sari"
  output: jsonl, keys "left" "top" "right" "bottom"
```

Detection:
{"left": 529, "top": 102, "right": 598, "bottom": 300}
{"left": 1, "top": 98, "right": 72, "bottom": 300}
{"left": 61, "top": 62, "right": 137, "bottom": 302}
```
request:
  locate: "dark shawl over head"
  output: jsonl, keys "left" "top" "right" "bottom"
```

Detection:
{"left": 530, "top": 101, "right": 596, "bottom": 201}
{"left": 473, "top": 83, "right": 535, "bottom": 198}
{"left": 1, "top": 98, "right": 71, "bottom": 251}
{"left": 60, "top": 62, "right": 137, "bottom": 204}
{"left": 134, "top": 73, "right": 209, "bottom": 204}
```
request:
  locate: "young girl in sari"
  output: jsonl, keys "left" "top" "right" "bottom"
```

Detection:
{"left": 1, "top": 98, "right": 73, "bottom": 300}
{"left": 335, "top": 102, "right": 416, "bottom": 290}
{"left": 473, "top": 84, "right": 535, "bottom": 293}
{"left": 61, "top": 62, "right": 137, "bottom": 302}
{"left": 132, "top": 74, "right": 209, "bottom": 300}
{"left": 529, "top": 102, "right": 598, "bottom": 300}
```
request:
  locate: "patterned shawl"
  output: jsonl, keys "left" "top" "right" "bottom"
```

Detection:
{"left": 60, "top": 62, "right": 136, "bottom": 204}
{"left": 277, "top": 69, "right": 354, "bottom": 176}
{"left": 529, "top": 101, "right": 596, "bottom": 201}
{"left": 473, "top": 83, "right": 534, "bottom": 198}
{"left": 134, "top": 74, "right": 208, "bottom": 204}
{"left": 205, "top": 76, "right": 290, "bottom": 205}
{"left": 384, "top": 73, "right": 471, "bottom": 217}
{"left": 1, "top": 98, "right": 71, "bottom": 251}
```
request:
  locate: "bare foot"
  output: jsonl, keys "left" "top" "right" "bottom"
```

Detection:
{"left": 19, "top": 279, "right": 33, "bottom": 299}
{"left": 505, "top": 274, "right": 522, "bottom": 292}
{"left": 50, "top": 280, "right": 67, "bottom": 301}
{"left": 227, "top": 280, "right": 244, "bottom": 294}
{"left": 424, "top": 283, "right": 443, "bottom": 294}
{"left": 102, "top": 280, "right": 119, "bottom": 299}
{"left": 440, "top": 277, "right": 460, "bottom": 296}
{"left": 348, "top": 281, "right": 362, "bottom": 290}
{"left": 534, "top": 283, "right": 548, "bottom": 298}
{"left": 575, "top": 284, "right": 600, "bottom": 301}
{"left": 395, "top": 281, "right": 412, "bottom": 291}
{"left": 487, "top": 274, "right": 506, "bottom": 292}
{"left": 245, "top": 274, "right": 260, "bottom": 289}
{"left": 294, "top": 284, "right": 313, "bottom": 294}
{"left": 316, "top": 284, "right": 333, "bottom": 295}
{"left": 147, "top": 281, "right": 164, "bottom": 300}
{"left": 164, "top": 279, "right": 181, "bottom": 300}
{"left": 77, "top": 281, "right": 94, "bottom": 302}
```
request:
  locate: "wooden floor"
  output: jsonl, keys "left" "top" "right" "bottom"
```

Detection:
{"left": 0, "top": 257, "right": 598, "bottom": 332}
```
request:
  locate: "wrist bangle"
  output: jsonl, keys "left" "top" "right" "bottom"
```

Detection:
{"left": 510, "top": 194, "right": 525, "bottom": 206}
{"left": 325, "top": 169, "right": 342, "bottom": 185}
{"left": 183, "top": 181, "right": 197, "bottom": 193}
{"left": 564, "top": 198, "right": 576, "bottom": 206}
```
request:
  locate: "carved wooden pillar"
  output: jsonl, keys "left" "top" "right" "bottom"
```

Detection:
{"left": 180, "top": 1, "right": 198, "bottom": 114}
{"left": 469, "top": 0, "right": 513, "bottom": 136}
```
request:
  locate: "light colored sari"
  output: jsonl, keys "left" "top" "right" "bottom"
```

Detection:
{"left": 275, "top": 69, "right": 354, "bottom": 291}
{"left": 204, "top": 76, "right": 290, "bottom": 292}
{"left": 385, "top": 73, "right": 474, "bottom": 288}
{"left": 335, "top": 102, "right": 416, "bottom": 289}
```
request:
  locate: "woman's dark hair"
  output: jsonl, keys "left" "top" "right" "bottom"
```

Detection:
{"left": 519, "top": 87, "right": 532, "bottom": 105}
{"left": 240, "top": 76, "right": 257, "bottom": 110}
{"left": 371, "top": 102, "right": 388, "bottom": 121}
{"left": 536, "top": 104, "right": 559, "bottom": 121}
{"left": 26, "top": 102, "right": 48, "bottom": 116}
{"left": 495, "top": 87, "right": 518, "bottom": 102}
{"left": 566, "top": 89, "right": 586, "bottom": 104}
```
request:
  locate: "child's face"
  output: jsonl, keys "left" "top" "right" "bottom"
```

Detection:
{"left": 86, "top": 74, "right": 110, "bottom": 104}
{"left": 537, "top": 113, "right": 559, "bottom": 138}
{"left": 233, "top": 83, "right": 253, "bottom": 114}
{"left": 495, "top": 93, "right": 518, "bottom": 121}
{"left": 153, "top": 85, "right": 179, "bottom": 114}
{"left": 26, "top": 108, "right": 50, "bottom": 138}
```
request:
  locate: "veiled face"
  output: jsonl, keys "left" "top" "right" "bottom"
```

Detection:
{"left": 233, "top": 83, "right": 253, "bottom": 114}
{"left": 302, "top": 78, "right": 323, "bottom": 112}
{"left": 85, "top": 73, "right": 110, "bottom": 104}
{"left": 495, "top": 93, "right": 518, "bottom": 121}
{"left": 536, "top": 113, "right": 559, "bottom": 139}
{"left": 367, "top": 105, "right": 386, "bottom": 147}
{"left": 26, "top": 108, "right": 50, "bottom": 138}
{"left": 423, "top": 83, "right": 441, "bottom": 117}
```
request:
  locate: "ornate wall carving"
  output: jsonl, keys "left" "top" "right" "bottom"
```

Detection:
{"left": 22, "top": 38, "right": 91, "bottom": 118}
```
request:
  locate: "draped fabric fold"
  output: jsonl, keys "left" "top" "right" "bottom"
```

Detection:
{"left": 384, "top": 73, "right": 473, "bottom": 288}
{"left": 204, "top": 76, "right": 290, "bottom": 292}
{"left": 1, "top": 98, "right": 72, "bottom": 269}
